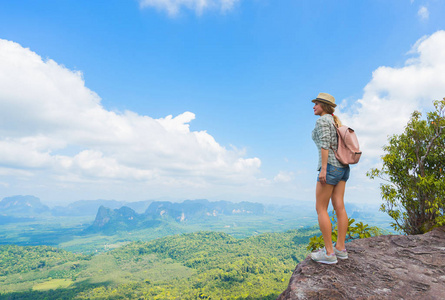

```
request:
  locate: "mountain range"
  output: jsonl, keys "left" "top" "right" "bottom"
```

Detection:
{"left": 0, "top": 195, "right": 266, "bottom": 231}
{"left": 86, "top": 199, "right": 265, "bottom": 234}
{"left": 0, "top": 195, "right": 393, "bottom": 233}
{"left": 0, "top": 195, "right": 152, "bottom": 219}
{"left": 0, "top": 195, "right": 51, "bottom": 217}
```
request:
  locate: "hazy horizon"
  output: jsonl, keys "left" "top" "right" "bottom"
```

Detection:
{"left": 1, "top": 194, "right": 387, "bottom": 213}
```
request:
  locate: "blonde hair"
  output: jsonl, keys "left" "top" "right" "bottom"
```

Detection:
{"left": 320, "top": 102, "right": 342, "bottom": 128}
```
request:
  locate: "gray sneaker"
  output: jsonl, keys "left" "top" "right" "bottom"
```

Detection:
{"left": 334, "top": 247, "right": 348, "bottom": 260}
{"left": 310, "top": 248, "right": 338, "bottom": 264}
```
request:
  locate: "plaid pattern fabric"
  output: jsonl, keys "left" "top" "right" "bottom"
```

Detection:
{"left": 312, "top": 114, "right": 346, "bottom": 170}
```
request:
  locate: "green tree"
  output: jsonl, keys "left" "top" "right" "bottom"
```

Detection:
{"left": 306, "top": 212, "right": 382, "bottom": 252}
{"left": 367, "top": 98, "right": 445, "bottom": 234}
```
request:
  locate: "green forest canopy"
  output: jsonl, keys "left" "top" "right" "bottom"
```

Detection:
{"left": 0, "top": 227, "right": 318, "bottom": 300}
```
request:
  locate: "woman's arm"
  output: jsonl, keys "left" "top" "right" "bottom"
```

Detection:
{"left": 319, "top": 148, "right": 329, "bottom": 184}
{"left": 315, "top": 117, "right": 331, "bottom": 184}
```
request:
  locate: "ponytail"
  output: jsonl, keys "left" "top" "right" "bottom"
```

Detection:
{"left": 332, "top": 114, "right": 342, "bottom": 128}
{"left": 320, "top": 102, "right": 342, "bottom": 127}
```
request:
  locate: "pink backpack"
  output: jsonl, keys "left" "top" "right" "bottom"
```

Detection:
{"left": 331, "top": 123, "right": 362, "bottom": 165}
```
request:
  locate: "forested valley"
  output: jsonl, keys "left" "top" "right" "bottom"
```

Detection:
{"left": 0, "top": 228, "right": 317, "bottom": 299}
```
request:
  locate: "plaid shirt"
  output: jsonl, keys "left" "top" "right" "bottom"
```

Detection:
{"left": 311, "top": 114, "right": 346, "bottom": 170}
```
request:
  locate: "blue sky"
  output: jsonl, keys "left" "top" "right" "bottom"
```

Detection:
{"left": 0, "top": 0, "right": 445, "bottom": 205}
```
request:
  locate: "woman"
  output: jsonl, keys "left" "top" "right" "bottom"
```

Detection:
{"left": 310, "top": 92, "right": 349, "bottom": 264}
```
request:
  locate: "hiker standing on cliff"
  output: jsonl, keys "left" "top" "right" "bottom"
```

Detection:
{"left": 310, "top": 92, "right": 349, "bottom": 264}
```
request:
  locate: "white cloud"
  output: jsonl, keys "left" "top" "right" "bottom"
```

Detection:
{"left": 138, "top": 0, "right": 240, "bottom": 16}
{"left": 418, "top": 6, "right": 429, "bottom": 20}
{"left": 273, "top": 171, "right": 294, "bottom": 183}
{"left": 339, "top": 30, "right": 445, "bottom": 160}
{"left": 0, "top": 39, "right": 261, "bottom": 200}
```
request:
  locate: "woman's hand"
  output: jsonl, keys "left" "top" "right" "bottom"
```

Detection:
{"left": 319, "top": 168, "right": 327, "bottom": 184}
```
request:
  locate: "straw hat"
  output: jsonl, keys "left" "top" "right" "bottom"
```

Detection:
{"left": 311, "top": 92, "right": 337, "bottom": 107}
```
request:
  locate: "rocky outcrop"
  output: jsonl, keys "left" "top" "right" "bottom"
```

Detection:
{"left": 278, "top": 226, "right": 445, "bottom": 300}
{"left": 86, "top": 205, "right": 148, "bottom": 234}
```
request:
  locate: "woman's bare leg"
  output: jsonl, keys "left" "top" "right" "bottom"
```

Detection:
{"left": 331, "top": 180, "right": 348, "bottom": 250}
{"left": 315, "top": 181, "right": 335, "bottom": 255}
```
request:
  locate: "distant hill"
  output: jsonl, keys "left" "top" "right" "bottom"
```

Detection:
{"left": 0, "top": 195, "right": 50, "bottom": 217}
{"left": 0, "top": 196, "right": 153, "bottom": 221}
{"left": 145, "top": 199, "right": 265, "bottom": 221}
{"left": 86, "top": 200, "right": 265, "bottom": 233}
{"left": 51, "top": 199, "right": 125, "bottom": 216}
{"left": 51, "top": 199, "right": 152, "bottom": 216}
{"left": 85, "top": 205, "right": 161, "bottom": 234}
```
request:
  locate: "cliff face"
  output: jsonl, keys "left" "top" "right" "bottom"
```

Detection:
{"left": 278, "top": 226, "right": 445, "bottom": 300}
{"left": 87, "top": 205, "right": 145, "bottom": 234}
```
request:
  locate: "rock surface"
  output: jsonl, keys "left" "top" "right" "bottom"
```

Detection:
{"left": 278, "top": 226, "right": 445, "bottom": 300}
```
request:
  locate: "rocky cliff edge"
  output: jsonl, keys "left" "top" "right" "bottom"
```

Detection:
{"left": 278, "top": 226, "right": 445, "bottom": 299}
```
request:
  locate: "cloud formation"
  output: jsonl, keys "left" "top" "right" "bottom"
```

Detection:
{"left": 339, "top": 30, "right": 445, "bottom": 160}
{"left": 418, "top": 6, "right": 429, "bottom": 20}
{"left": 139, "top": 0, "right": 240, "bottom": 16}
{"left": 273, "top": 171, "right": 294, "bottom": 183}
{"left": 0, "top": 39, "right": 260, "bottom": 196}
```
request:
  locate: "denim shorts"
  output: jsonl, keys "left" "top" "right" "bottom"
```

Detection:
{"left": 317, "top": 164, "right": 350, "bottom": 185}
